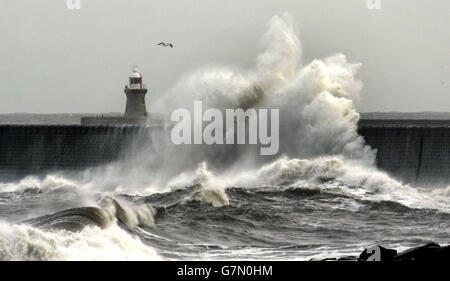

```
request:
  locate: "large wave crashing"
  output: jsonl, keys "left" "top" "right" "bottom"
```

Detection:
{"left": 1, "top": 13, "right": 448, "bottom": 261}
{"left": 2, "top": 13, "right": 447, "bottom": 210}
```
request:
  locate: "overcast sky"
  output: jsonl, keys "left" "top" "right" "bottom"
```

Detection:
{"left": 0, "top": 0, "right": 448, "bottom": 113}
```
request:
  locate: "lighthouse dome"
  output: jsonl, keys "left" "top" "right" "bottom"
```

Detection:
{"left": 130, "top": 71, "right": 142, "bottom": 78}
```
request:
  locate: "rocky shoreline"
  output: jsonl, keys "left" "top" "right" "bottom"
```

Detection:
{"left": 317, "top": 243, "right": 450, "bottom": 261}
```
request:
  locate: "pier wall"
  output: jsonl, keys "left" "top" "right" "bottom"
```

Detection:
{"left": 0, "top": 126, "right": 154, "bottom": 180}
{"left": 358, "top": 120, "right": 450, "bottom": 186}
{"left": 0, "top": 121, "right": 448, "bottom": 186}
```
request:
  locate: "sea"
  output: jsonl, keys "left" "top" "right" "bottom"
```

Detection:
{"left": 0, "top": 14, "right": 448, "bottom": 261}
{"left": 0, "top": 112, "right": 448, "bottom": 261}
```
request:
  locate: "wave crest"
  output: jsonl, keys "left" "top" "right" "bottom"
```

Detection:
{"left": 0, "top": 221, "right": 159, "bottom": 261}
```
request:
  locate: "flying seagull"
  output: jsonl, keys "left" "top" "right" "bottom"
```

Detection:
{"left": 157, "top": 42, "right": 174, "bottom": 48}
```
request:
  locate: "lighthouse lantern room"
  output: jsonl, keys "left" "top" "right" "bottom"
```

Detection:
{"left": 124, "top": 68, "right": 148, "bottom": 118}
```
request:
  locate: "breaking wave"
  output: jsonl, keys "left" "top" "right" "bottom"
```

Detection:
{"left": 0, "top": 13, "right": 448, "bottom": 260}
{"left": 0, "top": 221, "right": 159, "bottom": 261}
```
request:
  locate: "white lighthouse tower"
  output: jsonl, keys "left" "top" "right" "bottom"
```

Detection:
{"left": 80, "top": 67, "right": 153, "bottom": 125}
{"left": 124, "top": 68, "right": 148, "bottom": 118}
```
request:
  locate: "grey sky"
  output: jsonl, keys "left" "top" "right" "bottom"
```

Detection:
{"left": 0, "top": 0, "right": 448, "bottom": 113}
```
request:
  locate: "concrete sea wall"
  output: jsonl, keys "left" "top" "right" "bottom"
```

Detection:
{"left": 358, "top": 120, "right": 450, "bottom": 186}
{"left": 0, "top": 120, "right": 448, "bottom": 186}
{"left": 0, "top": 125, "right": 154, "bottom": 180}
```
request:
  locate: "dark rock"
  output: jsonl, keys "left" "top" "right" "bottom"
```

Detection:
{"left": 358, "top": 243, "right": 450, "bottom": 261}
{"left": 337, "top": 256, "right": 358, "bottom": 261}
{"left": 358, "top": 245, "right": 397, "bottom": 261}
{"left": 393, "top": 243, "right": 449, "bottom": 261}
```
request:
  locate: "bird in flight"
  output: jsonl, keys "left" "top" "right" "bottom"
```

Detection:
{"left": 157, "top": 42, "right": 174, "bottom": 48}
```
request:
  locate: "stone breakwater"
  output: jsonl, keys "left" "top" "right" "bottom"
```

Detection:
{"left": 358, "top": 119, "right": 450, "bottom": 186}
{"left": 0, "top": 120, "right": 449, "bottom": 186}
{"left": 0, "top": 125, "right": 159, "bottom": 180}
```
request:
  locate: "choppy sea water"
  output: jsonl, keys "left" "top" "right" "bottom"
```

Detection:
{"left": 1, "top": 13, "right": 449, "bottom": 260}
{"left": 0, "top": 115, "right": 448, "bottom": 260}
{"left": 0, "top": 173, "right": 448, "bottom": 261}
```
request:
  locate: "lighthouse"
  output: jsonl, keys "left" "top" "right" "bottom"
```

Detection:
{"left": 81, "top": 67, "right": 157, "bottom": 126}
{"left": 124, "top": 69, "right": 148, "bottom": 118}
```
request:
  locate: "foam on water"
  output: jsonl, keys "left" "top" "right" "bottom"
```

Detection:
{"left": 0, "top": 221, "right": 159, "bottom": 261}
{"left": 0, "top": 13, "right": 448, "bottom": 261}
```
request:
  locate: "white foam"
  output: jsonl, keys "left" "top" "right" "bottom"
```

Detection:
{"left": 0, "top": 221, "right": 160, "bottom": 261}
{"left": 99, "top": 196, "right": 157, "bottom": 228}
